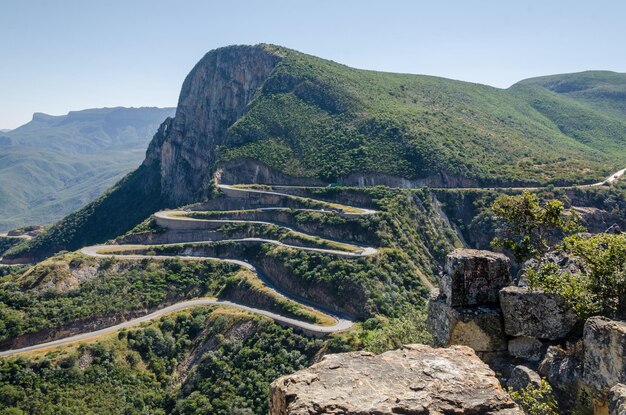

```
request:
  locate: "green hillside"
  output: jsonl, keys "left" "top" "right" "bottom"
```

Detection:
{"left": 513, "top": 70, "right": 626, "bottom": 119}
{"left": 218, "top": 47, "right": 626, "bottom": 185}
{"left": 0, "top": 107, "right": 175, "bottom": 231}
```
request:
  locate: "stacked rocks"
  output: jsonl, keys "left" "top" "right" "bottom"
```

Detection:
{"left": 427, "top": 248, "right": 626, "bottom": 414}
{"left": 499, "top": 286, "right": 577, "bottom": 361}
{"left": 427, "top": 249, "right": 510, "bottom": 353}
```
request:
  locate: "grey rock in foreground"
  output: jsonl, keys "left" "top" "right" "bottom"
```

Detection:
{"left": 583, "top": 317, "right": 626, "bottom": 395}
{"left": 609, "top": 383, "right": 626, "bottom": 415}
{"left": 428, "top": 293, "right": 507, "bottom": 352}
{"left": 441, "top": 249, "right": 511, "bottom": 307}
{"left": 269, "top": 344, "right": 522, "bottom": 415}
{"left": 499, "top": 286, "right": 577, "bottom": 340}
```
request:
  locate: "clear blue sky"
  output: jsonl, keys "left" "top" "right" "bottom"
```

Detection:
{"left": 1, "top": 0, "right": 624, "bottom": 128}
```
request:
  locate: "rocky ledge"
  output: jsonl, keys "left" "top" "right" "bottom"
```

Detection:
{"left": 269, "top": 344, "right": 522, "bottom": 415}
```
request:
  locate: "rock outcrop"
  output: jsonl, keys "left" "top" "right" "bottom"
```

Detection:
{"left": 507, "top": 365, "right": 542, "bottom": 391}
{"left": 508, "top": 336, "right": 543, "bottom": 361}
{"left": 441, "top": 249, "right": 511, "bottom": 307}
{"left": 428, "top": 293, "right": 507, "bottom": 352}
{"left": 583, "top": 317, "right": 626, "bottom": 396}
{"left": 144, "top": 45, "right": 283, "bottom": 205}
{"left": 499, "top": 286, "right": 577, "bottom": 340}
{"left": 428, "top": 249, "right": 510, "bottom": 353}
{"left": 538, "top": 345, "right": 584, "bottom": 409}
{"left": 269, "top": 344, "right": 523, "bottom": 415}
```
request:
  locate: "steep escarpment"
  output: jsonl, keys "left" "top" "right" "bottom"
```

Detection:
{"left": 144, "top": 45, "right": 283, "bottom": 205}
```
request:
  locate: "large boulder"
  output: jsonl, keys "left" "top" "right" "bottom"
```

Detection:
{"left": 428, "top": 293, "right": 507, "bottom": 352}
{"left": 507, "top": 365, "right": 542, "bottom": 391}
{"left": 499, "top": 286, "right": 577, "bottom": 340}
{"left": 583, "top": 317, "right": 626, "bottom": 396}
{"left": 441, "top": 249, "right": 511, "bottom": 307}
{"left": 269, "top": 344, "right": 523, "bottom": 415}
{"left": 609, "top": 384, "right": 626, "bottom": 415}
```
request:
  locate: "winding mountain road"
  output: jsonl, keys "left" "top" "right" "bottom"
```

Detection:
{"left": 0, "top": 184, "right": 376, "bottom": 356}
{"left": 153, "top": 210, "right": 378, "bottom": 256}
{"left": 1, "top": 167, "right": 624, "bottom": 357}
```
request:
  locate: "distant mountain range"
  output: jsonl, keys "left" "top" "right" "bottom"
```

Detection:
{"left": 0, "top": 107, "right": 175, "bottom": 231}
{"left": 0, "top": 129, "right": 11, "bottom": 133}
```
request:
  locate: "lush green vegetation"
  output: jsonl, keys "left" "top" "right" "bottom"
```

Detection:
{"left": 509, "top": 380, "right": 559, "bottom": 415}
{"left": 489, "top": 191, "right": 626, "bottom": 320}
{"left": 212, "top": 221, "right": 360, "bottom": 251}
{"left": 491, "top": 191, "right": 582, "bottom": 262}
{"left": 0, "top": 238, "right": 20, "bottom": 257}
{"left": 124, "top": 188, "right": 459, "bottom": 317}
{"left": 331, "top": 304, "right": 432, "bottom": 354}
{"left": 0, "top": 249, "right": 333, "bottom": 342}
{"left": 513, "top": 70, "right": 626, "bottom": 120}
{"left": 9, "top": 48, "right": 626, "bottom": 264}
{"left": 0, "top": 254, "right": 239, "bottom": 341}
{"left": 122, "top": 217, "right": 166, "bottom": 237}
{"left": 171, "top": 312, "right": 323, "bottom": 414}
{"left": 527, "top": 233, "right": 626, "bottom": 319}
{"left": 0, "top": 308, "right": 323, "bottom": 415}
{"left": 219, "top": 46, "right": 626, "bottom": 186}
{"left": 260, "top": 187, "right": 458, "bottom": 316}
{"left": 0, "top": 303, "right": 437, "bottom": 415}
{"left": 187, "top": 207, "right": 379, "bottom": 245}
{"left": 437, "top": 183, "right": 626, "bottom": 253}
{"left": 0, "top": 107, "right": 174, "bottom": 231}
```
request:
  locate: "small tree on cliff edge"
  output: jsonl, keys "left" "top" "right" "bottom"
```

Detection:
{"left": 535, "top": 233, "right": 626, "bottom": 320}
{"left": 491, "top": 191, "right": 626, "bottom": 320}
{"left": 490, "top": 191, "right": 582, "bottom": 263}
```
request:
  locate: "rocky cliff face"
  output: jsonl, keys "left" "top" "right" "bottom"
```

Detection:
{"left": 144, "top": 45, "right": 283, "bottom": 205}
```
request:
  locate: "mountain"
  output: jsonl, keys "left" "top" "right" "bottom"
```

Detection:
{"left": 143, "top": 46, "right": 625, "bottom": 206}
{"left": 0, "top": 107, "right": 175, "bottom": 231}
{"left": 0, "top": 129, "right": 11, "bottom": 133}
{"left": 4, "top": 44, "right": 625, "bottom": 261}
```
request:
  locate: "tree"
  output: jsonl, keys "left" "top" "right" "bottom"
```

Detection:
{"left": 491, "top": 192, "right": 626, "bottom": 320}
{"left": 528, "top": 233, "right": 626, "bottom": 319}
{"left": 491, "top": 191, "right": 581, "bottom": 263}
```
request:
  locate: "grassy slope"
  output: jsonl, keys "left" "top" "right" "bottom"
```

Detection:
{"left": 513, "top": 70, "right": 626, "bottom": 120}
{"left": 219, "top": 47, "right": 626, "bottom": 185}
{"left": 0, "top": 107, "right": 175, "bottom": 231}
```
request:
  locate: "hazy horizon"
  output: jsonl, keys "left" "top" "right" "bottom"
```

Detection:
{"left": 1, "top": 0, "right": 625, "bottom": 128}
